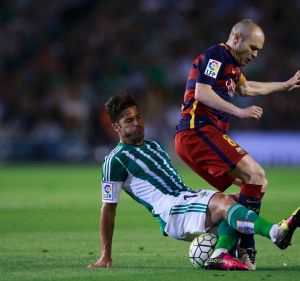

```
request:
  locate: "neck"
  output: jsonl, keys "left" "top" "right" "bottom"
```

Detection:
{"left": 120, "top": 139, "right": 144, "bottom": 146}
{"left": 224, "top": 41, "right": 240, "bottom": 64}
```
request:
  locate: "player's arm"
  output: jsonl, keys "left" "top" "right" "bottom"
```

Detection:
{"left": 238, "top": 70, "right": 300, "bottom": 96}
{"left": 88, "top": 202, "right": 117, "bottom": 268}
{"left": 88, "top": 154, "right": 126, "bottom": 269}
{"left": 195, "top": 82, "right": 263, "bottom": 120}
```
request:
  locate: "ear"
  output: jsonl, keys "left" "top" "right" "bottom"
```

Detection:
{"left": 112, "top": 122, "right": 120, "bottom": 133}
{"left": 233, "top": 33, "right": 243, "bottom": 44}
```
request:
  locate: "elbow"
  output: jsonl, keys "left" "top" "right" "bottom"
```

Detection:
{"left": 195, "top": 91, "right": 213, "bottom": 108}
{"left": 195, "top": 84, "right": 211, "bottom": 104}
{"left": 194, "top": 91, "right": 202, "bottom": 102}
{"left": 239, "top": 82, "right": 256, "bottom": 96}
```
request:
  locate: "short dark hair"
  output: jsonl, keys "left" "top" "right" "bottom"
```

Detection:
{"left": 105, "top": 94, "right": 138, "bottom": 122}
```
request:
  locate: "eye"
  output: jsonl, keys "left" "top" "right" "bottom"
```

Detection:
{"left": 250, "top": 45, "right": 259, "bottom": 51}
{"left": 124, "top": 118, "right": 134, "bottom": 123}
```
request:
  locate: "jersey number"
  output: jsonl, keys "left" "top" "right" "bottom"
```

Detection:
{"left": 223, "top": 134, "right": 237, "bottom": 146}
{"left": 183, "top": 194, "right": 198, "bottom": 200}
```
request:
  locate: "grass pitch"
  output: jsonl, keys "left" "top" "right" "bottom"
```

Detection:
{"left": 1, "top": 164, "right": 300, "bottom": 281}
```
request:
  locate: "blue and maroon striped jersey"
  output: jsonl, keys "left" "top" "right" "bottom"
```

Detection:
{"left": 176, "top": 43, "right": 246, "bottom": 133}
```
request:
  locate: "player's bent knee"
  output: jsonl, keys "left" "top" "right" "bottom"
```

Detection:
{"left": 218, "top": 194, "right": 236, "bottom": 218}
{"left": 246, "top": 163, "right": 266, "bottom": 184}
{"left": 255, "top": 166, "right": 266, "bottom": 183}
{"left": 262, "top": 178, "right": 268, "bottom": 192}
{"left": 256, "top": 165, "right": 265, "bottom": 179}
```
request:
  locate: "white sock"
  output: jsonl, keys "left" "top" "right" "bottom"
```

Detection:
{"left": 269, "top": 224, "right": 279, "bottom": 242}
{"left": 210, "top": 248, "right": 228, "bottom": 258}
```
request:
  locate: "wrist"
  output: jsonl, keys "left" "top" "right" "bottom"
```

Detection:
{"left": 230, "top": 106, "right": 242, "bottom": 117}
{"left": 283, "top": 80, "right": 291, "bottom": 91}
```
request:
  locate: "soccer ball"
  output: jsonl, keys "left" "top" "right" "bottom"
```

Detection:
{"left": 189, "top": 232, "right": 218, "bottom": 268}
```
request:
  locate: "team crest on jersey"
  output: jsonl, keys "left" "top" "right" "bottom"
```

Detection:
{"left": 197, "top": 190, "right": 208, "bottom": 198}
{"left": 204, "top": 59, "right": 222, "bottom": 78}
{"left": 225, "top": 78, "right": 236, "bottom": 97}
{"left": 102, "top": 183, "right": 113, "bottom": 201}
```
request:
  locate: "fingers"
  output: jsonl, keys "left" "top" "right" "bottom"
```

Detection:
{"left": 239, "top": 106, "right": 263, "bottom": 119}
{"left": 251, "top": 106, "right": 263, "bottom": 120}
{"left": 293, "top": 70, "right": 300, "bottom": 83}
{"left": 288, "top": 70, "right": 300, "bottom": 91}
{"left": 294, "top": 70, "right": 300, "bottom": 78}
{"left": 288, "top": 84, "right": 300, "bottom": 91}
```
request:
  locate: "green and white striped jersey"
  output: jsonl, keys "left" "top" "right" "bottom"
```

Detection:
{"left": 101, "top": 140, "right": 194, "bottom": 232}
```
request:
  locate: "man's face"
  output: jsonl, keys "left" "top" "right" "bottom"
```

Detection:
{"left": 234, "top": 29, "right": 265, "bottom": 66}
{"left": 113, "top": 106, "right": 144, "bottom": 145}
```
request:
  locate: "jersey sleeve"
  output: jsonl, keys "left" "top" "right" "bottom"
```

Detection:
{"left": 196, "top": 46, "right": 226, "bottom": 86}
{"left": 101, "top": 155, "right": 128, "bottom": 203}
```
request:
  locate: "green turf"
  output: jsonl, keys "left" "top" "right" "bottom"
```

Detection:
{"left": 1, "top": 164, "right": 300, "bottom": 281}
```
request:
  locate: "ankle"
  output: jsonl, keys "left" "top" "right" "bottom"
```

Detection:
{"left": 269, "top": 224, "right": 279, "bottom": 242}
{"left": 210, "top": 248, "right": 228, "bottom": 258}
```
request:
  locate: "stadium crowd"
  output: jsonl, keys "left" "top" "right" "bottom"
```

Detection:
{"left": 0, "top": 0, "right": 299, "bottom": 161}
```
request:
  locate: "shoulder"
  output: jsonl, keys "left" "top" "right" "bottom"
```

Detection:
{"left": 144, "top": 140, "right": 166, "bottom": 152}
{"left": 102, "top": 145, "right": 128, "bottom": 182}
{"left": 144, "top": 140, "right": 171, "bottom": 161}
{"left": 104, "top": 144, "right": 123, "bottom": 159}
{"left": 198, "top": 44, "right": 228, "bottom": 70}
{"left": 204, "top": 44, "right": 228, "bottom": 58}
{"left": 103, "top": 145, "right": 124, "bottom": 169}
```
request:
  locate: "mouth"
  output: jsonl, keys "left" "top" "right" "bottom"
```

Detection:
{"left": 134, "top": 127, "right": 144, "bottom": 135}
{"left": 245, "top": 58, "right": 252, "bottom": 64}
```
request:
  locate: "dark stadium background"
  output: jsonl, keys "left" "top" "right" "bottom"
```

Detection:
{"left": 1, "top": 3, "right": 300, "bottom": 280}
{"left": 0, "top": 0, "right": 299, "bottom": 163}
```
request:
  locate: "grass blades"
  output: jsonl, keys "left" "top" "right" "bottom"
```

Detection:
{"left": 1, "top": 165, "right": 300, "bottom": 281}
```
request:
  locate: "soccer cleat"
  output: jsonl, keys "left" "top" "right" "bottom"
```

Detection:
{"left": 237, "top": 248, "right": 256, "bottom": 271}
{"left": 204, "top": 252, "right": 249, "bottom": 270}
{"left": 275, "top": 207, "right": 300, "bottom": 250}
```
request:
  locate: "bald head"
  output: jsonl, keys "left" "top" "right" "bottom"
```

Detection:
{"left": 229, "top": 19, "right": 264, "bottom": 41}
{"left": 226, "top": 19, "right": 265, "bottom": 66}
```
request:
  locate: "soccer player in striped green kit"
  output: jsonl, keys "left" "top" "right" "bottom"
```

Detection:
{"left": 88, "top": 94, "right": 300, "bottom": 270}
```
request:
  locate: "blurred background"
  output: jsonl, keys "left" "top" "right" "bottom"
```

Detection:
{"left": 0, "top": 0, "right": 299, "bottom": 164}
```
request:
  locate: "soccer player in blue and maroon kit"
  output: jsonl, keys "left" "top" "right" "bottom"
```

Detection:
{"left": 175, "top": 19, "right": 300, "bottom": 270}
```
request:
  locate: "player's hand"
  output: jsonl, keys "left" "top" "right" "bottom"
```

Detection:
{"left": 286, "top": 70, "right": 300, "bottom": 91}
{"left": 87, "top": 255, "right": 112, "bottom": 268}
{"left": 237, "top": 105, "right": 263, "bottom": 120}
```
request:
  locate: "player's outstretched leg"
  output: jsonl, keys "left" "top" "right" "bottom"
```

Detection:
{"left": 206, "top": 204, "right": 300, "bottom": 270}
{"left": 226, "top": 204, "right": 300, "bottom": 251}
{"left": 275, "top": 207, "right": 300, "bottom": 250}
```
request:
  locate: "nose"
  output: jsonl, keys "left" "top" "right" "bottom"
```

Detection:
{"left": 252, "top": 50, "right": 258, "bottom": 58}
{"left": 134, "top": 118, "right": 141, "bottom": 126}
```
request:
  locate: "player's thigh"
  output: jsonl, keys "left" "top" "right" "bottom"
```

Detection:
{"left": 205, "top": 192, "right": 236, "bottom": 229}
{"left": 228, "top": 154, "right": 265, "bottom": 183}
{"left": 176, "top": 126, "right": 247, "bottom": 172}
{"left": 194, "top": 126, "right": 248, "bottom": 176}
{"left": 176, "top": 127, "right": 248, "bottom": 190}
{"left": 175, "top": 129, "right": 235, "bottom": 191}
